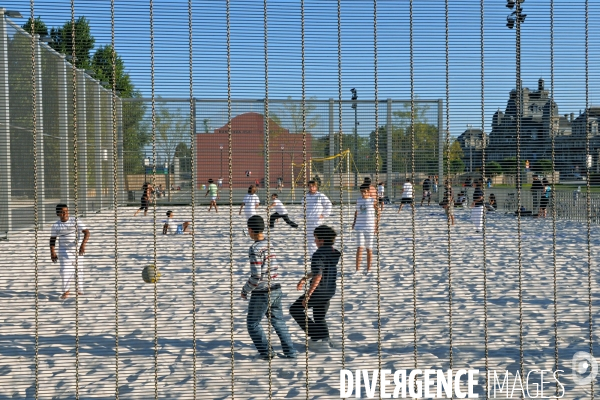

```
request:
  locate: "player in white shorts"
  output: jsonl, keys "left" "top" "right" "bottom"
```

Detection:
{"left": 50, "top": 204, "right": 90, "bottom": 299}
{"left": 352, "top": 184, "right": 378, "bottom": 273}
{"left": 302, "top": 180, "right": 332, "bottom": 257}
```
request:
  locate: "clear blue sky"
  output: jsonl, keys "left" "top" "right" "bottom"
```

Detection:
{"left": 4, "top": 0, "right": 600, "bottom": 138}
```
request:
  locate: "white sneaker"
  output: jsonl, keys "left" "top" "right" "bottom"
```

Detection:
{"left": 309, "top": 339, "right": 330, "bottom": 353}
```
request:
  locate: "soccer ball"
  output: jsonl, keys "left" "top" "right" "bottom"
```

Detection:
{"left": 142, "top": 264, "right": 161, "bottom": 283}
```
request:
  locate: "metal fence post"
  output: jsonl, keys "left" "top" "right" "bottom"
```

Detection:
{"left": 34, "top": 36, "right": 46, "bottom": 226}
{"left": 76, "top": 69, "right": 88, "bottom": 214}
{"left": 387, "top": 98, "right": 393, "bottom": 195}
{"left": 0, "top": 10, "right": 11, "bottom": 237}
{"left": 58, "top": 54, "right": 70, "bottom": 204}
{"left": 93, "top": 82, "right": 103, "bottom": 210}
{"left": 328, "top": 98, "right": 334, "bottom": 195}
{"left": 438, "top": 99, "right": 444, "bottom": 198}
{"left": 116, "top": 97, "right": 125, "bottom": 204}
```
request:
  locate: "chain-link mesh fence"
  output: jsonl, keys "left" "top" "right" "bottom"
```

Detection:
{"left": 0, "top": 19, "right": 121, "bottom": 234}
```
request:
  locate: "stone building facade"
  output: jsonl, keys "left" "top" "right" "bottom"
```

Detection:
{"left": 459, "top": 79, "right": 600, "bottom": 175}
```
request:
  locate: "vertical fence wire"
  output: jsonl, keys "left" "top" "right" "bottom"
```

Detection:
{"left": 148, "top": 1, "right": 159, "bottom": 398}
{"left": 372, "top": 0, "right": 384, "bottom": 388}
{"left": 549, "top": 1, "right": 560, "bottom": 396}
{"left": 187, "top": 0, "right": 197, "bottom": 397}
{"left": 584, "top": 1, "right": 595, "bottom": 398}
{"left": 444, "top": 0, "right": 454, "bottom": 381}
{"left": 409, "top": 0, "right": 419, "bottom": 373}
{"left": 69, "top": 1, "right": 81, "bottom": 397}
{"left": 110, "top": 0, "right": 120, "bottom": 397}
{"left": 514, "top": 4, "right": 525, "bottom": 392}
{"left": 479, "top": 0, "right": 489, "bottom": 396}
{"left": 225, "top": 1, "right": 236, "bottom": 399}
{"left": 29, "top": 3, "right": 40, "bottom": 398}
{"left": 336, "top": 0, "right": 347, "bottom": 377}
{"left": 262, "top": 1, "right": 274, "bottom": 397}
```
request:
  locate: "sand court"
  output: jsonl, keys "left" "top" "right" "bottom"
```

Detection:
{"left": 1, "top": 204, "right": 599, "bottom": 399}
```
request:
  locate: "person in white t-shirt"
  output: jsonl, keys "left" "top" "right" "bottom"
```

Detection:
{"left": 162, "top": 210, "right": 192, "bottom": 235}
{"left": 302, "top": 180, "right": 332, "bottom": 256}
{"left": 49, "top": 204, "right": 90, "bottom": 300}
{"left": 398, "top": 178, "right": 414, "bottom": 212}
{"left": 352, "top": 184, "right": 379, "bottom": 273}
{"left": 267, "top": 193, "right": 298, "bottom": 229}
{"left": 239, "top": 185, "right": 260, "bottom": 220}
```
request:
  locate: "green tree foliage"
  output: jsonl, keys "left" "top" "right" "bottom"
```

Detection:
{"left": 174, "top": 142, "right": 192, "bottom": 175}
{"left": 92, "top": 45, "right": 133, "bottom": 96}
{"left": 49, "top": 16, "right": 95, "bottom": 69}
{"left": 500, "top": 157, "right": 518, "bottom": 175}
{"left": 90, "top": 44, "right": 148, "bottom": 181}
{"left": 270, "top": 97, "right": 322, "bottom": 166}
{"left": 444, "top": 140, "right": 465, "bottom": 177}
{"left": 536, "top": 159, "right": 553, "bottom": 174}
{"left": 367, "top": 101, "right": 439, "bottom": 175}
{"left": 485, "top": 161, "right": 502, "bottom": 176}
{"left": 23, "top": 17, "right": 48, "bottom": 36}
{"left": 155, "top": 103, "right": 188, "bottom": 199}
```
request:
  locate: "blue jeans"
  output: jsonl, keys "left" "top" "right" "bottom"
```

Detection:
{"left": 247, "top": 288, "right": 297, "bottom": 357}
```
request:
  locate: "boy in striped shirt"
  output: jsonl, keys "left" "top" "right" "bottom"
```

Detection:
{"left": 241, "top": 215, "right": 297, "bottom": 360}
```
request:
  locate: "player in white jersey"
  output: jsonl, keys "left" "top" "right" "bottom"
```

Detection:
{"left": 302, "top": 180, "right": 332, "bottom": 256}
{"left": 162, "top": 210, "right": 192, "bottom": 235}
{"left": 50, "top": 204, "right": 90, "bottom": 299}
{"left": 239, "top": 185, "right": 261, "bottom": 220}
{"left": 352, "top": 184, "right": 379, "bottom": 273}
{"left": 267, "top": 193, "right": 298, "bottom": 229}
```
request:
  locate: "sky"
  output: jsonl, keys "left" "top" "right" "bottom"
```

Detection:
{"left": 3, "top": 0, "right": 600, "bottom": 139}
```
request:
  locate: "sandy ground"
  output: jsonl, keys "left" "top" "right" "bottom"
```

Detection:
{"left": 1, "top": 203, "right": 599, "bottom": 399}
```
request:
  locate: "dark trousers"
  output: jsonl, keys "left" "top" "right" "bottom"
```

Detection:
{"left": 269, "top": 212, "right": 298, "bottom": 228}
{"left": 289, "top": 294, "right": 331, "bottom": 340}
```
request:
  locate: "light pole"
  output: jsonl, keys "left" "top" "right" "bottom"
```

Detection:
{"left": 280, "top": 144, "right": 284, "bottom": 188}
{"left": 507, "top": 0, "right": 526, "bottom": 189}
{"left": 351, "top": 88, "right": 358, "bottom": 188}
{"left": 467, "top": 124, "right": 473, "bottom": 173}
{"left": 219, "top": 144, "right": 223, "bottom": 179}
{"left": 143, "top": 155, "right": 150, "bottom": 183}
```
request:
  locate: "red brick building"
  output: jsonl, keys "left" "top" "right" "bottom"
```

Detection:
{"left": 196, "top": 112, "right": 312, "bottom": 188}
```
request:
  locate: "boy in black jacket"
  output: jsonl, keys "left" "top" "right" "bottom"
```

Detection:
{"left": 289, "top": 225, "right": 340, "bottom": 352}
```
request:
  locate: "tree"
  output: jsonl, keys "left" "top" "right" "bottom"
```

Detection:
{"left": 499, "top": 157, "right": 518, "bottom": 175}
{"left": 155, "top": 103, "right": 188, "bottom": 199}
{"left": 485, "top": 161, "right": 502, "bottom": 176}
{"left": 23, "top": 17, "right": 48, "bottom": 36}
{"left": 536, "top": 159, "right": 553, "bottom": 175}
{"left": 92, "top": 45, "right": 133, "bottom": 96}
{"left": 174, "top": 142, "right": 192, "bottom": 177}
{"left": 270, "top": 97, "right": 322, "bottom": 169}
{"left": 444, "top": 140, "right": 465, "bottom": 178}
{"left": 90, "top": 44, "right": 148, "bottom": 187}
{"left": 367, "top": 101, "right": 440, "bottom": 176}
{"left": 49, "top": 16, "right": 95, "bottom": 69}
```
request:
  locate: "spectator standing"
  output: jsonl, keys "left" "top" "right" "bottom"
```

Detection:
{"left": 421, "top": 176, "right": 432, "bottom": 206}
{"left": 471, "top": 182, "right": 484, "bottom": 232}
{"left": 398, "top": 178, "right": 414, "bottom": 213}
{"left": 531, "top": 175, "right": 544, "bottom": 212}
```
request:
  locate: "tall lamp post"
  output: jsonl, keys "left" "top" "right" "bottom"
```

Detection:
{"left": 219, "top": 144, "right": 223, "bottom": 179}
{"left": 467, "top": 124, "right": 473, "bottom": 173}
{"left": 506, "top": 0, "right": 526, "bottom": 188}
{"left": 143, "top": 155, "right": 150, "bottom": 183}
{"left": 351, "top": 88, "right": 358, "bottom": 188}
{"left": 280, "top": 144, "right": 284, "bottom": 187}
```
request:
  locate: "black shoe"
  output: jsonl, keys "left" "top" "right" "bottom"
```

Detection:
{"left": 257, "top": 352, "right": 275, "bottom": 360}
{"left": 277, "top": 352, "right": 298, "bottom": 359}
